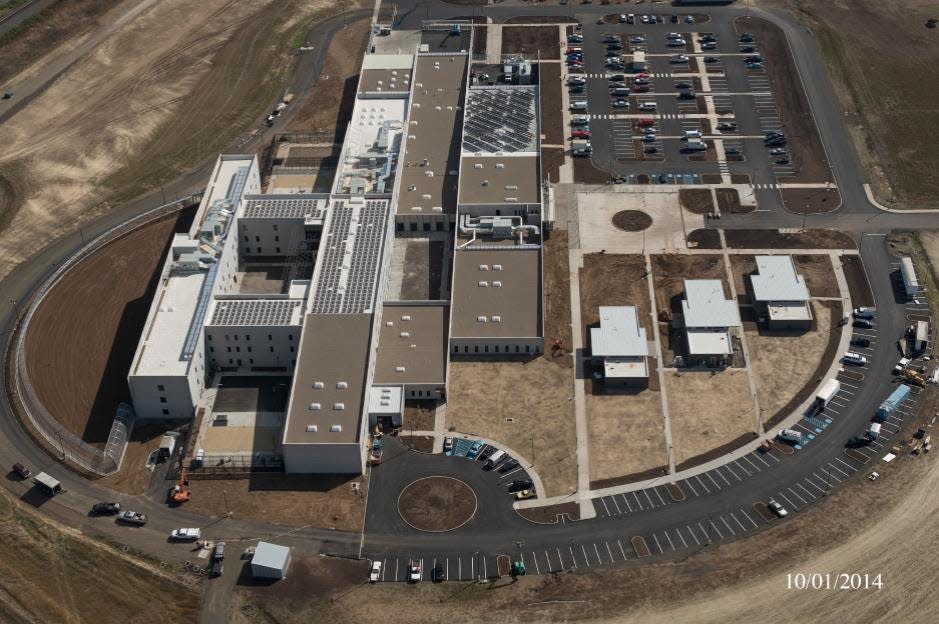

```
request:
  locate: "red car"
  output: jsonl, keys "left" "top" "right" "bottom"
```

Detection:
{"left": 635, "top": 72, "right": 651, "bottom": 78}
{"left": 571, "top": 130, "right": 592, "bottom": 139}
{"left": 634, "top": 85, "right": 650, "bottom": 92}
{"left": 638, "top": 118, "right": 655, "bottom": 127}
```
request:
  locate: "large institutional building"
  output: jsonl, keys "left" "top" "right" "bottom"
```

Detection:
{"left": 127, "top": 24, "right": 546, "bottom": 473}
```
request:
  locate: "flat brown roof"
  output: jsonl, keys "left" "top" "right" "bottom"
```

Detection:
{"left": 359, "top": 68, "right": 411, "bottom": 94}
{"left": 458, "top": 155, "right": 540, "bottom": 205}
{"left": 396, "top": 55, "right": 468, "bottom": 216}
{"left": 283, "top": 313, "right": 373, "bottom": 444}
{"left": 450, "top": 246, "right": 541, "bottom": 338}
{"left": 374, "top": 303, "right": 448, "bottom": 385}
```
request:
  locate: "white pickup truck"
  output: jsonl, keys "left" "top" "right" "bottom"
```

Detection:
{"left": 169, "top": 528, "right": 202, "bottom": 541}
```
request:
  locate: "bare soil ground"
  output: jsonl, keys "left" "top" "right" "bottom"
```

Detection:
{"left": 728, "top": 254, "right": 757, "bottom": 304}
{"left": 539, "top": 63, "right": 563, "bottom": 144}
{"left": 516, "top": 501, "right": 579, "bottom": 524}
{"left": 666, "top": 369, "right": 757, "bottom": 468}
{"left": 403, "top": 401, "right": 437, "bottom": 432}
{"left": 716, "top": 188, "right": 752, "bottom": 214}
{"left": 0, "top": 490, "right": 200, "bottom": 623}
{"left": 586, "top": 387, "right": 666, "bottom": 485}
{"left": 285, "top": 16, "right": 371, "bottom": 140}
{"left": 841, "top": 254, "right": 875, "bottom": 308}
{"left": 24, "top": 208, "right": 194, "bottom": 444}
{"left": 501, "top": 26, "right": 560, "bottom": 59}
{"left": 398, "top": 477, "right": 476, "bottom": 531}
{"left": 472, "top": 25, "right": 488, "bottom": 55}
{"left": 400, "top": 435, "right": 435, "bottom": 453}
{"left": 0, "top": 0, "right": 339, "bottom": 281}
{"left": 611, "top": 210, "right": 652, "bottom": 232}
{"left": 763, "top": 301, "right": 843, "bottom": 430}
{"left": 678, "top": 189, "right": 714, "bottom": 215}
{"left": 723, "top": 229, "right": 856, "bottom": 250}
{"left": 780, "top": 187, "right": 841, "bottom": 214}
{"left": 580, "top": 254, "right": 652, "bottom": 346}
{"left": 793, "top": 254, "right": 839, "bottom": 298}
{"left": 97, "top": 423, "right": 170, "bottom": 495}
{"left": 747, "top": 302, "right": 834, "bottom": 428}
{"left": 184, "top": 473, "right": 366, "bottom": 531}
{"left": 573, "top": 158, "right": 611, "bottom": 184}
{"left": 650, "top": 254, "right": 728, "bottom": 320}
{"left": 542, "top": 230, "right": 574, "bottom": 367}
{"left": 446, "top": 360, "right": 576, "bottom": 498}
{"left": 542, "top": 147, "right": 564, "bottom": 182}
{"left": 775, "top": 0, "right": 939, "bottom": 209}
{"left": 687, "top": 228, "right": 723, "bottom": 250}
{"left": 735, "top": 16, "right": 830, "bottom": 183}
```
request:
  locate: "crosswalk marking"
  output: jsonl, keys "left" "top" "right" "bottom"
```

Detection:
{"left": 753, "top": 183, "right": 779, "bottom": 189}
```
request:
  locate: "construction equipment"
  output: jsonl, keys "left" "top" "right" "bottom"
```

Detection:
{"left": 901, "top": 367, "right": 926, "bottom": 387}
{"left": 170, "top": 467, "right": 191, "bottom": 503}
{"left": 511, "top": 560, "right": 526, "bottom": 577}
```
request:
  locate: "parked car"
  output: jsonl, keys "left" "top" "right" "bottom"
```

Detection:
{"left": 726, "top": 147, "right": 741, "bottom": 155}
{"left": 570, "top": 115, "right": 591, "bottom": 126}
{"left": 894, "top": 357, "right": 912, "bottom": 374}
{"left": 853, "top": 319, "right": 873, "bottom": 330}
{"left": 685, "top": 15, "right": 695, "bottom": 24}
{"left": 431, "top": 563, "right": 444, "bottom": 583}
{"left": 638, "top": 118, "right": 656, "bottom": 127}
{"left": 499, "top": 458, "right": 519, "bottom": 473}
{"left": 170, "top": 528, "right": 202, "bottom": 541}
{"left": 12, "top": 463, "right": 31, "bottom": 479}
{"left": 634, "top": 77, "right": 651, "bottom": 85}
{"left": 668, "top": 39, "right": 687, "bottom": 48}
{"left": 769, "top": 147, "right": 787, "bottom": 155}
{"left": 603, "top": 35, "right": 622, "bottom": 44}
{"left": 612, "top": 99, "right": 630, "bottom": 108}
{"left": 572, "top": 130, "right": 591, "bottom": 139}
{"left": 479, "top": 445, "right": 496, "bottom": 461}
{"left": 619, "top": 14, "right": 628, "bottom": 23}
{"left": 850, "top": 337, "right": 871, "bottom": 348}
{"left": 747, "top": 62, "right": 764, "bottom": 70}
{"left": 210, "top": 541, "right": 226, "bottom": 578}
{"left": 509, "top": 478, "right": 533, "bottom": 492}
{"left": 846, "top": 435, "right": 871, "bottom": 449}
{"left": 671, "top": 14, "right": 679, "bottom": 23}
{"left": 745, "top": 55, "right": 764, "bottom": 63}
{"left": 853, "top": 307, "right": 875, "bottom": 319}
{"left": 606, "top": 50, "right": 623, "bottom": 57}
{"left": 91, "top": 502, "right": 121, "bottom": 515}
{"left": 443, "top": 436, "right": 453, "bottom": 452}
{"left": 466, "top": 440, "right": 484, "bottom": 459}
{"left": 658, "top": 174, "right": 668, "bottom": 184}
{"left": 609, "top": 81, "right": 628, "bottom": 90}
{"left": 607, "top": 63, "right": 626, "bottom": 70}
{"left": 777, "top": 429, "right": 804, "bottom": 445}
{"left": 1, "top": 91, "right": 13, "bottom": 100}
{"left": 768, "top": 499, "right": 788, "bottom": 517}
{"left": 644, "top": 146, "right": 658, "bottom": 154}
{"left": 674, "top": 81, "right": 692, "bottom": 89}
{"left": 369, "top": 560, "right": 382, "bottom": 583}
{"left": 740, "top": 46, "right": 756, "bottom": 53}
{"left": 607, "top": 44, "right": 624, "bottom": 51}
{"left": 568, "top": 85, "right": 585, "bottom": 94}
{"left": 842, "top": 351, "right": 868, "bottom": 365}
{"left": 765, "top": 137, "right": 787, "bottom": 147}
{"left": 739, "top": 33, "right": 755, "bottom": 43}
{"left": 638, "top": 102, "right": 657, "bottom": 111}
{"left": 609, "top": 74, "right": 626, "bottom": 82}
{"left": 703, "top": 56, "right": 719, "bottom": 64}
{"left": 641, "top": 134, "right": 657, "bottom": 142}
{"left": 671, "top": 55, "right": 690, "bottom": 64}
{"left": 515, "top": 489, "right": 536, "bottom": 501}
{"left": 701, "top": 42, "right": 717, "bottom": 50}
{"left": 717, "top": 122, "right": 737, "bottom": 131}
{"left": 629, "top": 36, "right": 646, "bottom": 44}
{"left": 408, "top": 560, "right": 422, "bottom": 583}
{"left": 117, "top": 511, "right": 148, "bottom": 526}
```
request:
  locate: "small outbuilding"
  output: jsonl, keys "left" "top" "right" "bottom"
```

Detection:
{"left": 682, "top": 279, "right": 741, "bottom": 367}
{"left": 750, "top": 256, "right": 812, "bottom": 329}
{"left": 590, "top": 306, "right": 649, "bottom": 386}
{"left": 251, "top": 542, "right": 291, "bottom": 580}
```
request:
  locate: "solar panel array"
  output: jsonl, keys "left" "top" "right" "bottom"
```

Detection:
{"left": 242, "top": 197, "right": 324, "bottom": 220}
{"left": 462, "top": 88, "right": 537, "bottom": 154}
{"left": 210, "top": 299, "right": 302, "bottom": 326}
{"left": 311, "top": 200, "right": 390, "bottom": 314}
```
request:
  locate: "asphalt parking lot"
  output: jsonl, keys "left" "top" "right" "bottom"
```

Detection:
{"left": 566, "top": 14, "right": 799, "bottom": 185}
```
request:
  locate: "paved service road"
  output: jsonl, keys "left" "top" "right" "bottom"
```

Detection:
{"left": 0, "top": 0, "right": 935, "bottom": 592}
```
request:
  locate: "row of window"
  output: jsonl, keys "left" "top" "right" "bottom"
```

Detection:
{"left": 223, "top": 358, "right": 296, "bottom": 367}
{"left": 241, "top": 223, "right": 280, "bottom": 231}
{"left": 208, "top": 334, "right": 294, "bottom": 342}
{"left": 244, "top": 235, "right": 281, "bottom": 242}
{"left": 209, "top": 346, "right": 295, "bottom": 353}
{"left": 453, "top": 344, "right": 539, "bottom": 354}
{"left": 397, "top": 221, "right": 446, "bottom": 232}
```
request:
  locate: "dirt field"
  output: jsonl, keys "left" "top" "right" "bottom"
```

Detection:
{"left": 0, "top": 0, "right": 338, "bottom": 281}
{"left": 735, "top": 16, "right": 830, "bottom": 184}
{"left": 285, "top": 16, "right": 371, "bottom": 139}
{"left": 793, "top": 254, "right": 839, "bottom": 297}
{"left": 446, "top": 360, "right": 576, "bottom": 498}
{"left": 24, "top": 208, "right": 193, "bottom": 444}
{"left": 687, "top": 228, "right": 723, "bottom": 250}
{"left": 586, "top": 386, "right": 666, "bottom": 486}
{"left": 678, "top": 189, "right": 714, "bottom": 215}
{"left": 728, "top": 254, "right": 757, "bottom": 304}
{"left": 747, "top": 302, "right": 834, "bottom": 427}
{"left": 573, "top": 157, "right": 611, "bottom": 184}
{"left": 780, "top": 187, "right": 841, "bottom": 214}
{"left": 723, "top": 229, "right": 856, "bottom": 250}
{"left": 779, "top": 0, "right": 939, "bottom": 208}
{"left": 542, "top": 147, "right": 564, "bottom": 182}
{"left": 184, "top": 473, "right": 366, "bottom": 531}
{"left": 666, "top": 369, "right": 757, "bottom": 468}
{"left": 0, "top": 490, "right": 200, "bottom": 623}
{"left": 403, "top": 401, "right": 437, "bottom": 432}
{"left": 580, "top": 254, "right": 652, "bottom": 346}
{"left": 398, "top": 477, "right": 476, "bottom": 531}
{"left": 841, "top": 255, "right": 875, "bottom": 309}
{"left": 650, "top": 254, "right": 728, "bottom": 319}
{"left": 539, "top": 63, "right": 563, "bottom": 144}
{"left": 542, "top": 229, "right": 573, "bottom": 367}
{"left": 716, "top": 188, "right": 752, "bottom": 214}
{"left": 501, "top": 26, "right": 560, "bottom": 59}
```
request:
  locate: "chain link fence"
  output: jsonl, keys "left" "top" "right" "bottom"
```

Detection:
{"left": 10, "top": 195, "right": 201, "bottom": 475}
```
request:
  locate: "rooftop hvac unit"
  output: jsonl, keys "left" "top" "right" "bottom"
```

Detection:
{"left": 306, "top": 425, "right": 318, "bottom": 432}
{"left": 333, "top": 403, "right": 345, "bottom": 410}
{"left": 496, "top": 163, "right": 505, "bottom": 169}
{"left": 395, "top": 366, "right": 406, "bottom": 372}
{"left": 478, "top": 281, "right": 488, "bottom": 287}
{"left": 479, "top": 264, "right": 489, "bottom": 270}
{"left": 400, "top": 331, "right": 410, "bottom": 337}
{"left": 381, "top": 401, "right": 390, "bottom": 406}
{"left": 493, "top": 281, "right": 502, "bottom": 287}
{"left": 474, "top": 163, "right": 483, "bottom": 169}
{"left": 425, "top": 171, "right": 434, "bottom": 177}
{"left": 493, "top": 264, "right": 502, "bottom": 271}
{"left": 477, "top": 316, "right": 488, "bottom": 323}
{"left": 314, "top": 381, "right": 324, "bottom": 389}
{"left": 336, "top": 381, "right": 348, "bottom": 389}
{"left": 401, "top": 315, "right": 411, "bottom": 321}
{"left": 330, "top": 425, "right": 342, "bottom": 433}
{"left": 505, "top": 197, "right": 518, "bottom": 202}
{"left": 505, "top": 185, "right": 518, "bottom": 190}
{"left": 386, "top": 321, "right": 394, "bottom": 326}
{"left": 422, "top": 194, "right": 431, "bottom": 199}
{"left": 309, "top": 403, "right": 321, "bottom": 411}
{"left": 481, "top": 180, "right": 489, "bottom": 186}
{"left": 492, "top": 316, "right": 501, "bottom": 323}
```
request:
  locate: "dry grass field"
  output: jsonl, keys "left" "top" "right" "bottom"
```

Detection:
{"left": 586, "top": 385, "right": 666, "bottom": 486}
{"left": 446, "top": 359, "right": 577, "bottom": 498}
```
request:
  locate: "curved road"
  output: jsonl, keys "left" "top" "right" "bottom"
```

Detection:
{"left": 0, "top": 0, "right": 933, "bottom": 597}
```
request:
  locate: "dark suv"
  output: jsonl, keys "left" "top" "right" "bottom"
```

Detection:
{"left": 508, "top": 478, "right": 533, "bottom": 493}
{"left": 91, "top": 502, "right": 121, "bottom": 515}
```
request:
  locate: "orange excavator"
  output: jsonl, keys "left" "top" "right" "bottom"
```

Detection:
{"left": 169, "top": 467, "right": 190, "bottom": 503}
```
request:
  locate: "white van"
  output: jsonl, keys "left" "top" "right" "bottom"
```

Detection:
{"left": 842, "top": 352, "right": 867, "bottom": 366}
{"left": 570, "top": 101, "right": 588, "bottom": 111}
{"left": 777, "top": 429, "right": 803, "bottom": 445}
{"left": 638, "top": 102, "right": 657, "bottom": 111}
{"left": 485, "top": 450, "right": 506, "bottom": 469}
{"left": 684, "top": 130, "right": 702, "bottom": 139}
{"left": 866, "top": 422, "right": 881, "bottom": 440}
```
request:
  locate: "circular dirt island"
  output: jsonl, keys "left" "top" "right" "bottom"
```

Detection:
{"left": 397, "top": 476, "right": 477, "bottom": 532}
{"left": 612, "top": 210, "right": 653, "bottom": 232}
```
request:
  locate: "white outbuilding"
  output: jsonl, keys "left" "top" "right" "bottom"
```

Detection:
{"left": 590, "top": 306, "right": 649, "bottom": 385}
{"left": 251, "top": 542, "right": 291, "bottom": 580}
{"left": 750, "top": 256, "right": 812, "bottom": 329}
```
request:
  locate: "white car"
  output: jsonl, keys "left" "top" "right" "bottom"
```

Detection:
{"left": 117, "top": 511, "right": 148, "bottom": 526}
{"left": 169, "top": 528, "right": 201, "bottom": 541}
{"left": 408, "top": 560, "right": 421, "bottom": 583}
{"left": 768, "top": 499, "right": 788, "bottom": 517}
{"left": 638, "top": 102, "right": 657, "bottom": 111}
{"left": 777, "top": 429, "right": 803, "bottom": 445}
{"left": 369, "top": 560, "right": 382, "bottom": 583}
{"left": 894, "top": 357, "right": 911, "bottom": 373}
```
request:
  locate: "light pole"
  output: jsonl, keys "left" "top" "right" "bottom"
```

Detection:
{"left": 474, "top": 550, "right": 480, "bottom": 582}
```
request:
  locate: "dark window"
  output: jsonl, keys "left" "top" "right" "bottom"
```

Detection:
{"left": 255, "top": 236, "right": 260, "bottom": 242}
{"left": 494, "top": 345, "right": 499, "bottom": 353}
{"left": 209, "top": 346, "right": 215, "bottom": 353}
{"left": 243, "top": 235, "right": 249, "bottom": 242}
{"left": 269, "top": 346, "right": 274, "bottom": 352}
{"left": 474, "top": 346, "right": 479, "bottom": 353}
{"left": 159, "top": 397, "right": 167, "bottom": 403}
{"left": 249, "top": 358, "right": 254, "bottom": 364}
{"left": 245, "top": 335, "right": 250, "bottom": 341}
{"left": 525, "top": 345, "right": 530, "bottom": 353}
{"left": 235, "top": 347, "right": 240, "bottom": 353}
{"left": 226, "top": 347, "right": 231, "bottom": 353}
{"left": 247, "top": 346, "right": 252, "bottom": 353}
{"left": 257, "top": 247, "right": 262, "bottom": 253}
{"left": 272, "top": 224, "right": 278, "bottom": 231}
{"left": 276, "top": 247, "right": 281, "bottom": 253}
{"left": 162, "top": 409, "right": 169, "bottom": 416}
{"left": 206, "top": 335, "right": 212, "bottom": 342}
{"left": 268, "top": 334, "right": 273, "bottom": 341}
{"left": 288, "top": 334, "right": 294, "bottom": 341}
{"left": 423, "top": 222, "right": 431, "bottom": 231}
{"left": 436, "top": 221, "right": 444, "bottom": 231}
{"left": 274, "top": 236, "right": 280, "bottom": 242}
{"left": 410, "top": 222, "right": 417, "bottom": 231}
{"left": 290, "top": 346, "right": 295, "bottom": 353}
{"left": 454, "top": 345, "right": 458, "bottom": 353}
{"left": 485, "top": 345, "right": 489, "bottom": 353}
{"left": 397, "top": 222, "right": 404, "bottom": 232}
{"left": 157, "top": 384, "right": 165, "bottom": 391}
{"left": 515, "top": 345, "right": 520, "bottom": 353}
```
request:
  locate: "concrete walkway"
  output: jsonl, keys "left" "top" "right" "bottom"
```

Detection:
{"left": 567, "top": 249, "right": 596, "bottom": 519}
{"left": 645, "top": 253, "right": 676, "bottom": 474}
{"left": 486, "top": 24, "right": 502, "bottom": 64}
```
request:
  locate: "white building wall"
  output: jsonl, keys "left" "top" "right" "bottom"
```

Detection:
{"left": 128, "top": 375, "right": 195, "bottom": 420}
{"left": 205, "top": 325, "right": 300, "bottom": 372}
{"left": 282, "top": 442, "right": 365, "bottom": 474}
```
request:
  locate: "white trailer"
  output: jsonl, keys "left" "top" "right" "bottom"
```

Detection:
{"left": 900, "top": 256, "right": 919, "bottom": 299}
{"left": 914, "top": 320, "right": 929, "bottom": 353}
{"left": 815, "top": 378, "right": 841, "bottom": 408}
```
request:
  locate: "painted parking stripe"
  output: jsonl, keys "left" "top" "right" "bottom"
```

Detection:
{"left": 740, "top": 508, "right": 760, "bottom": 528}
{"left": 820, "top": 468, "right": 842, "bottom": 484}
{"left": 652, "top": 533, "right": 664, "bottom": 554}
{"left": 733, "top": 460, "right": 752, "bottom": 477}
{"left": 633, "top": 491, "right": 644, "bottom": 510}
{"left": 570, "top": 545, "right": 578, "bottom": 569}
{"left": 395, "top": 557, "right": 400, "bottom": 581}
{"left": 729, "top": 512, "right": 747, "bottom": 532}
{"left": 804, "top": 476, "right": 827, "bottom": 494}
{"left": 482, "top": 557, "right": 486, "bottom": 580}
{"left": 610, "top": 495, "right": 622, "bottom": 515}
{"left": 675, "top": 526, "right": 689, "bottom": 548}
{"left": 653, "top": 487, "right": 667, "bottom": 506}
{"left": 776, "top": 491, "right": 799, "bottom": 510}
{"left": 643, "top": 489, "right": 656, "bottom": 508}
{"left": 621, "top": 493, "right": 633, "bottom": 513}
{"left": 715, "top": 466, "right": 732, "bottom": 486}
{"left": 787, "top": 486, "right": 808, "bottom": 505}
{"left": 687, "top": 525, "right": 702, "bottom": 545}
{"left": 694, "top": 475, "right": 711, "bottom": 494}
{"left": 709, "top": 520, "right": 724, "bottom": 540}
{"left": 723, "top": 462, "right": 743, "bottom": 481}
{"left": 606, "top": 541, "right": 615, "bottom": 563}
{"left": 581, "top": 544, "right": 591, "bottom": 567}
{"left": 556, "top": 547, "right": 565, "bottom": 570}
{"left": 600, "top": 497, "right": 610, "bottom": 516}
{"left": 833, "top": 456, "right": 857, "bottom": 472}
{"left": 764, "top": 450, "right": 781, "bottom": 463}
{"left": 594, "top": 542, "right": 603, "bottom": 565}
{"left": 705, "top": 472, "right": 722, "bottom": 490}
{"left": 664, "top": 530, "right": 676, "bottom": 551}
{"left": 683, "top": 478, "right": 699, "bottom": 496}
{"left": 720, "top": 516, "right": 736, "bottom": 536}
{"left": 796, "top": 482, "right": 817, "bottom": 500}
{"left": 752, "top": 452, "right": 771, "bottom": 467}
